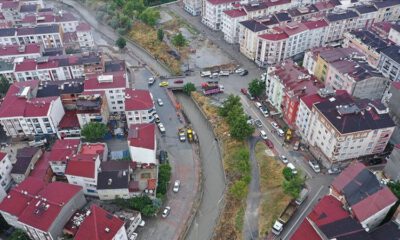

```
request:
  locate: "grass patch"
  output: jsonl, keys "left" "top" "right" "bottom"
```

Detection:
{"left": 192, "top": 92, "right": 251, "bottom": 240}
{"left": 255, "top": 142, "right": 292, "bottom": 237}
{"left": 128, "top": 22, "right": 182, "bottom": 75}
{"left": 164, "top": 10, "right": 199, "bottom": 35}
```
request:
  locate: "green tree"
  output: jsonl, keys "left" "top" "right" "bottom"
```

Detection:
{"left": 218, "top": 95, "right": 241, "bottom": 117}
{"left": 141, "top": 205, "right": 157, "bottom": 217}
{"left": 388, "top": 181, "right": 400, "bottom": 198}
{"left": 226, "top": 105, "right": 244, "bottom": 125}
{"left": 248, "top": 79, "right": 266, "bottom": 97}
{"left": 123, "top": 1, "right": 136, "bottom": 18}
{"left": 113, "top": 0, "right": 125, "bottom": 7}
{"left": 0, "top": 76, "right": 10, "bottom": 96}
{"left": 183, "top": 82, "right": 196, "bottom": 96}
{"left": 230, "top": 180, "right": 248, "bottom": 200}
{"left": 232, "top": 148, "right": 251, "bottom": 183}
{"left": 9, "top": 229, "right": 29, "bottom": 240}
{"left": 115, "top": 37, "right": 127, "bottom": 50}
{"left": 172, "top": 32, "right": 187, "bottom": 47}
{"left": 157, "top": 163, "right": 171, "bottom": 195}
{"left": 282, "top": 167, "right": 295, "bottom": 181}
{"left": 230, "top": 114, "right": 254, "bottom": 141}
{"left": 282, "top": 174, "right": 304, "bottom": 199}
{"left": 139, "top": 8, "right": 160, "bottom": 26}
{"left": 157, "top": 28, "right": 164, "bottom": 41}
{"left": 81, "top": 122, "right": 108, "bottom": 141}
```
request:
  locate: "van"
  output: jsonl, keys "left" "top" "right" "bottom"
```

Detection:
{"left": 255, "top": 102, "right": 262, "bottom": 108}
{"left": 295, "top": 188, "right": 309, "bottom": 205}
{"left": 277, "top": 129, "right": 285, "bottom": 137}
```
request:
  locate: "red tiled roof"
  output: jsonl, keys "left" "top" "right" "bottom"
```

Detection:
{"left": 84, "top": 72, "right": 126, "bottom": 90}
{"left": 59, "top": 110, "right": 80, "bottom": 129}
{"left": 63, "top": 32, "right": 78, "bottom": 44}
{"left": 223, "top": 9, "right": 247, "bottom": 18}
{"left": 80, "top": 143, "right": 105, "bottom": 156}
{"left": 0, "top": 43, "right": 40, "bottom": 56}
{"left": 65, "top": 154, "right": 97, "bottom": 179}
{"left": 125, "top": 89, "right": 154, "bottom": 111}
{"left": 393, "top": 82, "right": 400, "bottom": 90}
{"left": 75, "top": 205, "right": 124, "bottom": 240}
{"left": 17, "top": 182, "right": 82, "bottom": 231}
{"left": 147, "top": 179, "right": 156, "bottom": 190}
{"left": 308, "top": 195, "right": 350, "bottom": 226}
{"left": 49, "top": 139, "right": 80, "bottom": 162}
{"left": 15, "top": 59, "right": 37, "bottom": 72}
{"left": 29, "top": 152, "right": 52, "bottom": 182}
{"left": 0, "top": 80, "right": 43, "bottom": 118}
{"left": 128, "top": 123, "right": 155, "bottom": 150}
{"left": 281, "top": 22, "right": 308, "bottom": 36}
{"left": 0, "top": 177, "right": 45, "bottom": 217}
{"left": 352, "top": 187, "right": 397, "bottom": 222}
{"left": 291, "top": 218, "right": 321, "bottom": 240}
{"left": 331, "top": 162, "right": 366, "bottom": 192}
{"left": 301, "top": 90, "right": 347, "bottom": 109}
{"left": 303, "top": 19, "right": 328, "bottom": 30}
{"left": 0, "top": 1, "right": 19, "bottom": 9}
{"left": 76, "top": 22, "right": 91, "bottom": 32}
{"left": 24, "top": 96, "right": 59, "bottom": 117}
{"left": 259, "top": 31, "right": 289, "bottom": 41}
{"left": 207, "top": 0, "right": 236, "bottom": 5}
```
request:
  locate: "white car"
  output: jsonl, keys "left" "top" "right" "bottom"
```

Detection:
{"left": 158, "top": 123, "right": 166, "bottom": 134}
{"left": 271, "top": 122, "right": 279, "bottom": 130}
{"left": 130, "top": 233, "right": 138, "bottom": 240}
{"left": 287, "top": 163, "right": 298, "bottom": 174}
{"left": 235, "top": 68, "right": 245, "bottom": 74}
{"left": 280, "top": 155, "right": 288, "bottom": 164}
{"left": 173, "top": 180, "right": 181, "bottom": 193}
{"left": 148, "top": 77, "right": 155, "bottom": 85}
{"left": 157, "top": 98, "right": 163, "bottom": 106}
{"left": 309, "top": 160, "right": 321, "bottom": 173}
{"left": 162, "top": 206, "right": 171, "bottom": 218}
{"left": 260, "top": 130, "right": 268, "bottom": 140}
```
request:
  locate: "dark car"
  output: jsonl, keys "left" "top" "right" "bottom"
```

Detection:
{"left": 265, "top": 139, "right": 274, "bottom": 149}
{"left": 239, "top": 70, "right": 249, "bottom": 76}
{"left": 255, "top": 119, "right": 262, "bottom": 128}
{"left": 159, "top": 150, "right": 168, "bottom": 164}
{"left": 174, "top": 79, "right": 184, "bottom": 84}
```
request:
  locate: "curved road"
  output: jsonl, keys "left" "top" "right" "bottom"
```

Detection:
{"left": 243, "top": 137, "right": 261, "bottom": 240}
{"left": 175, "top": 93, "right": 225, "bottom": 240}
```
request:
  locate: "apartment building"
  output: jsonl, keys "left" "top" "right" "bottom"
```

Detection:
{"left": 128, "top": 123, "right": 157, "bottom": 165}
{"left": 221, "top": 9, "right": 247, "bottom": 44}
{"left": 84, "top": 72, "right": 128, "bottom": 113}
{"left": 97, "top": 161, "right": 131, "bottom": 200}
{"left": 0, "top": 152, "right": 13, "bottom": 201}
{"left": 0, "top": 43, "right": 41, "bottom": 60}
{"left": 0, "top": 25, "right": 63, "bottom": 48}
{"left": 0, "top": 178, "right": 86, "bottom": 239}
{"left": 11, "top": 147, "right": 42, "bottom": 183}
{"left": 75, "top": 22, "right": 94, "bottom": 48}
{"left": 184, "top": 0, "right": 202, "bottom": 16}
{"left": 378, "top": 45, "right": 400, "bottom": 82}
{"left": 0, "top": 81, "right": 65, "bottom": 138}
{"left": 125, "top": 89, "right": 155, "bottom": 126}
{"left": 201, "top": 0, "right": 236, "bottom": 30}
{"left": 306, "top": 92, "right": 395, "bottom": 166}
{"left": 76, "top": 93, "right": 109, "bottom": 128}
{"left": 374, "top": 0, "right": 400, "bottom": 22}
{"left": 352, "top": 4, "right": 378, "bottom": 29}
{"left": 343, "top": 29, "right": 390, "bottom": 67}
{"left": 48, "top": 139, "right": 80, "bottom": 176}
{"left": 324, "top": 10, "right": 359, "bottom": 43}
{"left": 0, "top": 60, "right": 15, "bottom": 82}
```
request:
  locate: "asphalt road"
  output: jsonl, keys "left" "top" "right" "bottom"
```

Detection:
{"left": 243, "top": 137, "right": 261, "bottom": 240}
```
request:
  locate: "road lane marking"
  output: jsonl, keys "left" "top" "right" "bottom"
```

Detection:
{"left": 282, "top": 185, "right": 324, "bottom": 239}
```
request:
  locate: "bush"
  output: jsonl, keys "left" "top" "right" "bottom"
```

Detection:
{"left": 230, "top": 180, "right": 248, "bottom": 200}
{"left": 139, "top": 8, "right": 160, "bottom": 26}
{"left": 157, "top": 163, "right": 171, "bottom": 195}
{"left": 172, "top": 33, "right": 187, "bottom": 47}
{"left": 282, "top": 167, "right": 295, "bottom": 181}
{"left": 114, "top": 195, "right": 158, "bottom": 216}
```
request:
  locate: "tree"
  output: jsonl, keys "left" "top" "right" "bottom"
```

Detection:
{"left": 218, "top": 95, "right": 241, "bottom": 117}
{"left": 248, "top": 79, "right": 266, "bottom": 97}
{"left": 226, "top": 105, "right": 244, "bottom": 125}
{"left": 282, "top": 174, "right": 304, "bottom": 199}
{"left": 183, "top": 82, "right": 196, "bottom": 96}
{"left": 282, "top": 167, "right": 295, "bottom": 181}
{"left": 230, "top": 180, "right": 248, "bottom": 200}
{"left": 9, "top": 229, "right": 30, "bottom": 240}
{"left": 81, "top": 122, "right": 108, "bottom": 141}
{"left": 139, "top": 8, "right": 160, "bottom": 26}
{"left": 115, "top": 37, "right": 127, "bottom": 50}
{"left": 0, "top": 76, "right": 10, "bottom": 96}
{"left": 230, "top": 114, "right": 254, "bottom": 141}
{"left": 172, "top": 32, "right": 187, "bottom": 47}
{"left": 157, "top": 28, "right": 164, "bottom": 41}
{"left": 157, "top": 163, "right": 171, "bottom": 195}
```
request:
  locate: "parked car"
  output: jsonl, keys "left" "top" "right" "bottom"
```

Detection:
{"left": 271, "top": 122, "right": 279, "bottom": 129}
{"left": 280, "top": 155, "right": 288, "bottom": 164}
{"left": 255, "top": 102, "right": 262, "bottom": 108}
{"left": 255, "top": 119, "right": 262, "bottom": 128}
{"left": 259, "top": 106, "right": 269, "bottom": 117}
{"left": 293, "top": 141, "right": 300, "bottom": 151}
{"left": 260, "top": 130, "right": 268, "bottom": 140}
{"left": 200, "top": 71, "right": 211, "bottom": 77}
{"left": 295, "top": 188, "right": 309, "bottom": 205}
{"left": 162, "top": 206, "right": 171, "bottom": 218}
{"left": 157, "top": 98, "right": 164, "bottom": 106}
{"left": 174, "top": 79, "right": 184, "bottom": 84}
{"left": 130, "top": 233, "right": 138, "bottom": 240}
{"left": 277, "top": 129, "right": 285, "bottom": 137}
{"left": 219, "top": 70, "right": 230, "bottom": 76}
{"left": 178, "top": 129, "right": 186, "bottom": 142}
{"left": 247, "top": 119, "right": 254, "bottom": 125}
{"left": 239, "top": 69, "right": 249, "bottom": 76}
{"left": 148, "top": 77, "right": 155, "bottom": 85}
{"left": 173, "top": 180, "right": 181, "bottom": 193}
{"left": 308, "top": 160, "right": 320, "bottom": 173}
{"left": 211, "top": 72, "right": 219, "bottom": 78}
{"left": 235, "top": 68, "right": 245, "bottom": 74}
{"left": 153, "top": 113, "right": 161, "bottom": 124}
{"left": 287, "top": 163, "right": 297, "bottom": 174}
{"left": 328, "top": 167, "right": 341, "bottom": 175}
{"left": 265, "top": 139, "right": 274, "bottom": 149}
{"left": 159, "top": 150, "right": 168, "bottom": 164}
{"left": 158, "top": 123, "right": 166, "bottom": 134}
{"left": 241, "top": 88, "right": 248, "bottom": 95}
{"left": 159, "top": 81, "right": 169, "bottom": 87}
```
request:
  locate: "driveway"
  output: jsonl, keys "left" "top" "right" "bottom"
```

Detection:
{"left": 243, "top": 137, "right": 261, "bottom": 240}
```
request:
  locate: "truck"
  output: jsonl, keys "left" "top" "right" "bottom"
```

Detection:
{"left": 201, "top": 82, "right": 224, "bottom": 95}
{"left": 271, "top": 201, "right": 298, "bottom": 235}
